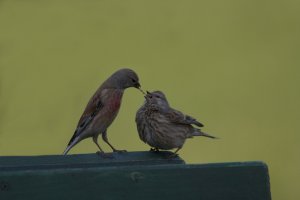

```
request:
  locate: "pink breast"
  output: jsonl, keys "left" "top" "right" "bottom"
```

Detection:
{"left": 109, "top": 90, "right": 123, "bottom": 112}
{"left": 111, "top": 97, "right": 121, "bottom": 111}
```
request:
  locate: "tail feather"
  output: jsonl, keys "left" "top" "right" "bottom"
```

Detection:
{"left": 63, "top": 137, "right": 80, "bottom": 155}
{"left": 193, "top": 129, "right": 218, "bottom": 139}
{"left": 62, "top": 145, "right": 73, "bottom": 155}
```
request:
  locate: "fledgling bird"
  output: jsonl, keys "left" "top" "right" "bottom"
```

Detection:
{"left": 136, "top": 91, "right": 216, "bottom": 157}
{"left": 63, "top": 68, "right": 143, "bottom": 156}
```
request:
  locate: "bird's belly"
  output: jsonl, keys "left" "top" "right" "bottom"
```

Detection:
{"left": 92, "top": 109, "right": 119, "bottom": 133}
{"left": 137, "top": 110, "right": 189, "bottom": 150}
{"left": 142, "top": 123, "right": 186, "bottom": 150}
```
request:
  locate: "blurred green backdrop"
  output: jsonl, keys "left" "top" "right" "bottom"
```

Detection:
{"left": 0, "top": 0, "right": 299, "bottom": 199}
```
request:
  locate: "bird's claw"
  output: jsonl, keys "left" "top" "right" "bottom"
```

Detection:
{"left": 167, "top": 153, "right": 179, "bottom": 159}
{"left": 96, "top": 151, "right": 114, "bottom": 159}
{"left": 150, "top": 148, "right": 160, "bottom": 152}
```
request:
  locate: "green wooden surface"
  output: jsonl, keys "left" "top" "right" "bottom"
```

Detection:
{"left": 0, "top": 151, "right": 184, "bottom": 171}
{"left": 0, "top": 151, "right": 271, "bottom": 200}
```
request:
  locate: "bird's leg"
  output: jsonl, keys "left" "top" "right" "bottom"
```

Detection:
{"left": 150, "top": 148, "right": 155, "bottom": 152}
{"left": 167, "top": 147, "right": 181, "bottom": 159}
{"left": 150, "top": 147, "right": 160, "bottom": 152}
{"left": 93, "top": 135, "right": 113, "bottom": 158}
{"left": 173, "top": 147, "right": 181, "bottom": 155}
{"left": 93, "top": 134, "right": 104, "bottom": 152}
{"left": 102, "top": 130, "right": 127, "bottom": 153}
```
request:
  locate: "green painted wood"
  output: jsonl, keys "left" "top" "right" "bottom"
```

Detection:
{"left": 0, "top": 151, "right": 184, "bottom": 171}
{"left": 0, "top": 151, "right": 271, "bottom": 200}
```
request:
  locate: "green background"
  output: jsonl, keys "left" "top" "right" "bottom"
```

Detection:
{"left": 0, "top": 0, "right": 299, "bottom": 199}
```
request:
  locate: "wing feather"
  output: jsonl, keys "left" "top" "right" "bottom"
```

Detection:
{"left": 166, "top": 109, "right": 204, "bottom": 127}
{"left": 67, "top": 94, "right": 104, "bottom": 146}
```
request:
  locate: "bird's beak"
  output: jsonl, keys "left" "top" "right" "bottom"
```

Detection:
{"left": 134, "top": 82, "right": 141, "bottom": 89}
{"left": 134, "top": 82, "right": 145, "bottom": 95}
{"left": 144, "top": 91, "right": 152, "bottom": 99}
{"left": 139, "top": 88, "right": 146, "bottom": 95}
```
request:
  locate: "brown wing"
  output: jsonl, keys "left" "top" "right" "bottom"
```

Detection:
{"left": 67, "top": 92, "right": 104, "bottom": 146}
{"left": 165, "top": 109, "right": 204, "bottom": 127}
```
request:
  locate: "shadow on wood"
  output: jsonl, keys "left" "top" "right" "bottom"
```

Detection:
{"left": 0, "top": 151, "right": 271, "bottom": 200}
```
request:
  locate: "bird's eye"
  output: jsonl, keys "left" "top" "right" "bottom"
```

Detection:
{"left": 131, "top": 78, "right": 136, "bottom": 83}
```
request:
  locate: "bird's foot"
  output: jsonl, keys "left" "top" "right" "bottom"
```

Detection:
{"left": 166, "top": 153, "right": 179, "bottom": 159}
{"left": 113, "top": 149, "right": 127, "bottom": 153}
{"left": 150, "top": 148, "right": 160, "bottom": 152}
{"left": 96, "top": 151, "right": 114, "bottom": 159}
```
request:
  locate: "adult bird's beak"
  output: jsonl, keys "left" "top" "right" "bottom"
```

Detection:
{"left": 135, "top": 82, "right": 146, "bottom": 95}
{"left": 134, "top": 82, "right": 141, "bottom": 89}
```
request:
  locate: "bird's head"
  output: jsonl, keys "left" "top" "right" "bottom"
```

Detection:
{"left": 108, "top": 68, "right": 143, "bottom": 92}
{"left": 145, "top": 90, "right": 170, "bottom": 109}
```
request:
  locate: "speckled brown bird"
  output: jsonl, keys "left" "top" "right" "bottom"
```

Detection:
{"left": 135, "top": 91, "right": 216, "bottom": 157}
{"left": 63, "top": 68, "right": 143, "bottom": 155}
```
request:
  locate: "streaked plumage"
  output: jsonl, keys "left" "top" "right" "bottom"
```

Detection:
{"left": 136, "top": 91, "right": 216, "bottom": 156}
{"left": 63, "top": 68, "right": 142, "bottom": 155}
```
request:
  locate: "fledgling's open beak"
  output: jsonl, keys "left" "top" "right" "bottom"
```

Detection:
{"left": 144, "top": 91, "right": 152, "bottom": 99}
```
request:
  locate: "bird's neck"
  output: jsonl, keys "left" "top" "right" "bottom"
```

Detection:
{"left": 145, "top": 103, "right": 166, "bottom": 112}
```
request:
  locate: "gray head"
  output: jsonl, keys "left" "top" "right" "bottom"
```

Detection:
{"left": 104, "top": 68, "right": 141, "bottom": 89}
{"left": 145, "top": 91, "right": 170, "bottom": 109}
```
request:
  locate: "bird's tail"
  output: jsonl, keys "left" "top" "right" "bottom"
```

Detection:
{"left": 62, "top": 137, "right": 80, "bottom": 155}
{"left": 193, "top": 129, "right": 218, "bottom": 139}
